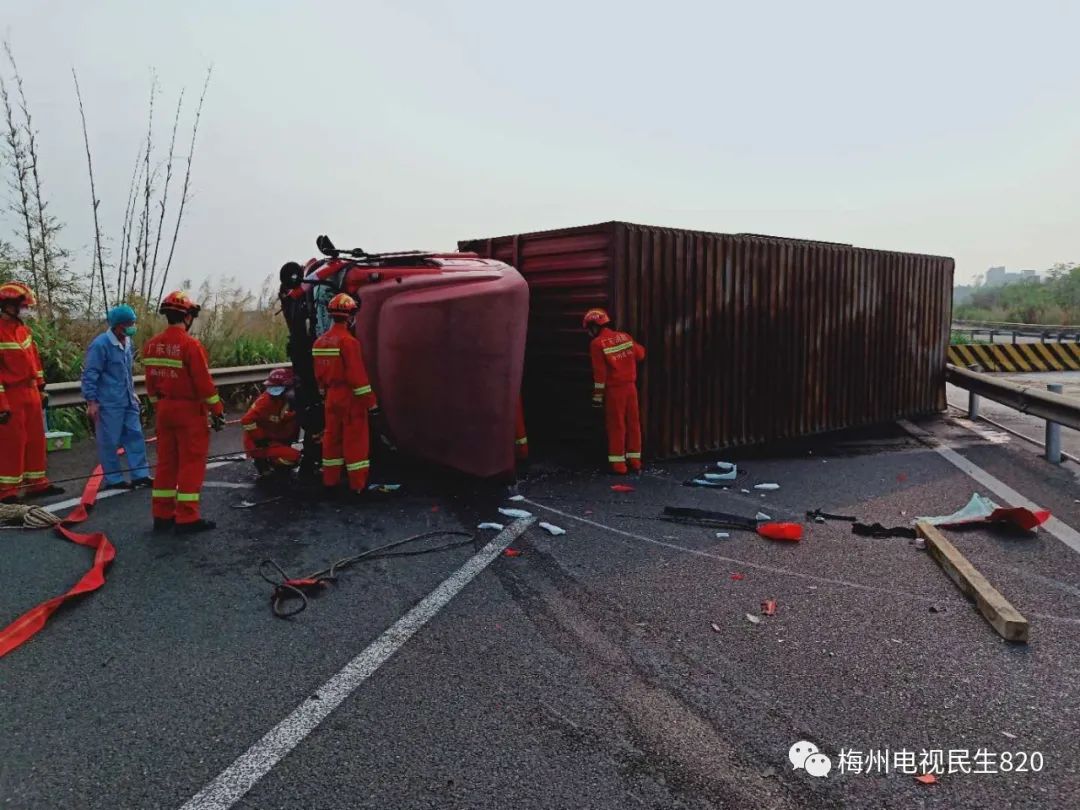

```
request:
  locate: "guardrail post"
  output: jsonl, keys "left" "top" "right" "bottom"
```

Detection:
{"left": 968, "top": 389, "right": 980, "bottom": 420}
{"left": 1046, "top": 383, "right": 1063, "bottom": 464}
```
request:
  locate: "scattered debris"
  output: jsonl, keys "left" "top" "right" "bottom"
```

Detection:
{"left": 715, "top": 532, "right": 730, "bottom": 539}
{"left": 710, "top": 622, "right": 722, "bottom": 633}
{"left": 761, "top": 599, "right": 777, "bottom": 616}
{"left": 232, "top": 497, "right": 283, "bottom": 510}
{"left": 759, "top": 523, "right": 803, "bottom": 541}
{"left": 611, "top": 484, "right": 635, "bottom": 493}
{"left": 502, "top": 548, "right": 523, "bottom": 558}
{"left": 706, "top": 463, "right": 737, "bottom": 481}
{"left": 917, "top": 493, "right": 1050, "bottom": 532}
{"left": 914, "top": 774, "right": 938, "bottom": 785}
{"left": 760, "top": 766, "right": 778, "bottom": 779}
{"left": 740, "top": 488, "right": 751, "bottom": 494}
{"left": 368, "top": 483, "right": 402, "bottom": 492}
{"left": 507, "top": 494, "right": 525, "bottom": 502}
{"left": 1001, "top": 731, "right": 1017, "bottom": 740}
{"left": 914, "top": 537, "right": 927, "bottom": 550}
{"left": 806, "top": 508, "right": 857, "bottom": 523}
{"left": 498, "top": 507, "right": 534, "bottom": 519}
{"left": 715, "top": 461, "right": 737, "bottom": 474}
{"left": 689, "top": 478, "right": 728, "bottom": 488}
{"left": 754, "top": 483, "right": 780, "bottom": 491}
{"left": 929, "top": 605, "right": 946, "bottom": 613}
{"left": 745, "top": 613, "right": 763, "bottom": 625}
{"left": 730, "top": 573, "right": 745, "bottom": 581}
{"left": 538, "top": 521, "right": 566, "bottom": 536}
{"left": 661, "top": 506, "right": 802, "bottom": 542}
{"left": 852, "top": 522, "right": 917, "bottom": 539}
{"left": 755, "top": 511, "right": 772, "bottom": 521}
{"left": 477, "top": 522, "right": 505, "bottom": 531}
{"left": 917, "top": 521, "right": 1029, "bottom": 643}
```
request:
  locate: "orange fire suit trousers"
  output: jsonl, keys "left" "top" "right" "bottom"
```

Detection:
{"left": 249, "top": 444, "right": 301, "bottom": 467}
{"left": 605, "top": 383, "right": 642, "bottom": 473}
{"left": 322, "top": 390, "right": 370, "bottom": 490}
{"left": 152, "top": 400, "right": 210, "bottom": 524}
{"left": 0, "top": 385, "right": 50, "bottom": 499}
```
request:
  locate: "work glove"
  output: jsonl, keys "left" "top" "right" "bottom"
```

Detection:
{"left": 0, "top": 411, "right": 9, "bottom": 425}
{"left": 210, "top": 413, "right": 226, "bottom": 432}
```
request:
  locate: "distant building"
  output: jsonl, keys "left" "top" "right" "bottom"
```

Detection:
{"left": 983, "top": 266, "right": 1040, "bottom": 288}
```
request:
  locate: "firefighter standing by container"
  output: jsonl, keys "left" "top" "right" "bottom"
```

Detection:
{"left": 241, "top": 368, "right": 301, "bottom": 476}
{"left": 584, "top": 308, "right": 646, "bottom": 474}
{"left": 313, "top": 293, "right": 378, "bottom": 497}
{"left": 0, "top": 281, "right": 63, "bottom": 503}
{"left": 144, "top": 291, "right": 224, "bottom": 533}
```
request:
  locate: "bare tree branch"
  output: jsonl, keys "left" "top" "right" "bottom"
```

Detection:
{"left": 138, "top": 71, "right": 157, "bottom": 298}
{"left": 72, "top": 68, "right": 109, "bottom": 313}
{"left": 0, "top": 69, "right": 38, "bottom": 291}
{"left": 118, "top": 139, "right": 146, "bottom": 302}
{"left": 146, "top": 87, "right": 184, "bottom": 302}
{"left": 158, "top": 64, "right": 211, "bottom": 305}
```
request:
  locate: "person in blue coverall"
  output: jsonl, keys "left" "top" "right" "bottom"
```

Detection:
{"left": 81, "top": 305, "right": 151, "bottom": 490}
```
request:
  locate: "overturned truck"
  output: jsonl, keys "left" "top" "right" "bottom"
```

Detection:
{"left": 279, "top": 236, "right": 529, "bottom": 480}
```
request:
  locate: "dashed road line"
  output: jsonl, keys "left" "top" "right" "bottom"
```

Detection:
{"left": 179, "top": 517, "right": 535, "bottom": 810}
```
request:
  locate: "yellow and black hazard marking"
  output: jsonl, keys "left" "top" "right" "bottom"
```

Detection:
{"left": 948, "top": 342, "right": 1080, "bottom": 372}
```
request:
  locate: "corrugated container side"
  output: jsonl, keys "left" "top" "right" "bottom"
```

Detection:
{"left": 461, "top": 221, "right": 954, "bottom": 459}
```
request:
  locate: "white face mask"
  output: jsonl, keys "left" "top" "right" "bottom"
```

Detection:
{"left": 20, "top": 308, "right": 35, "bottom": 320}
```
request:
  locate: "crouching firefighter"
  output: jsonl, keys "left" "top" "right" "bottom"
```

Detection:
{"left": 241, "top": 368, "right": 301, "bottom": 478}
{"left": 144, "top": 291, "right": 224, "bottom": 534}
{"left": 583, "top": 308, "right": 646, "bottom": 475}
{"left": 312, "top": 293, "right": 378, "bottom": 498}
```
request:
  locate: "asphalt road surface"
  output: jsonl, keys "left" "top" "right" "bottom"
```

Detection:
{"left": 3, "top": 413, "right": 1080, "bottom": 809}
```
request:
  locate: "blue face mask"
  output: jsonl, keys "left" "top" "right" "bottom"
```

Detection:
{"left": 124, "top": 326, "right": 137, "bottom": 337}
{"left": 267, "top": 386, "right": 286, "bottom": 397}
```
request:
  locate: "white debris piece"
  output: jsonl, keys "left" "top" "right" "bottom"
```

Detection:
{"left": 709, "top": 463, "right": 737, "bottom": 480}
{"left": 755, "top": 512, "right": 772, "bottom": 521}
{"left": 745, "top": 613, "right": 763, "bottom": 625}
{"left": 740, "top": 488, "right": 751, "bottom": 494}
{"left": 477, "top": 522, "right": 505, "bottom": 531}
{"left": 498, "top": 507, "right": 534, "bottom": 519}
{"left": 754, "top": 483, "right": 780, "bottom": 491}
{"left": 715, "top": 532, "right": 730, "bottom": 539}
{"left": 507, "top": 494, "right": 525, "bottom": 502}
{"left": 538, "top": 521, "right": 566, "bottom": 536}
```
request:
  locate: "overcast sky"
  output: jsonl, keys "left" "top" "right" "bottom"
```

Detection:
{"left": 3, "top": 0, "right": 1078, "bottom": 294}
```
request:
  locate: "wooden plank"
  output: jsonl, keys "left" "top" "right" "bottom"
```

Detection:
{"left": 916, "top": 522, "right": 1030, "bottom": 643}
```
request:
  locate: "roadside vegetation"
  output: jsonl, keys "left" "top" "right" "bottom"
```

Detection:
{"left": 955, "top": 263, "right": 1080, "bottom": 324}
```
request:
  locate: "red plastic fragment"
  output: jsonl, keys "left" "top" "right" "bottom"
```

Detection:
{"left": 730, "top": 573, "right": 745, "bottom": 581}
{"left": 503, "top": 548, "right": 522, "bottom": 557}
{"left": 611, "top": 484, "right": 635, "bottom": 493}
{"left": 761, "top": 599, "right": 777, "bottom": 616}
{"left": 914, "top": 774, "right": 938, "bottom": 785}
{"left": 758, "top": 522, "right": 803, "bottom": 542}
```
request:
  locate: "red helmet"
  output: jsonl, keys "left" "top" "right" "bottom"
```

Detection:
{"left": 264, "top": 368, "right": 296, "bottom": 388}
{"left": 0, "top": 281, "right": 36, "bottom": 307}
{"left": 327, "top": 293, "right": 358, "bottom": 316}
{"left": 582, "top": 308, "right": 611, "bottom": 329}
{"left": 159, "top": 290, "right": 201, "bottom": 317}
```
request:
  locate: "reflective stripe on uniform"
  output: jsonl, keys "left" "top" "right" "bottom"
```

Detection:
{"left": 0, "top": 336, "right": 33, "bottom": 350}
{"left": 22, "top": 471, "right": 45, "bottom": 480}
{"left": 608, "top": 455, "right": 626, "bottom": 462}
{"left": 346, "top": 460, "right": 370, "bottom": 471}
{"left": 205, "top": 394, "right": 221, "bottom": 405}
{"left": 176, "top": 492, "right": 200, "bottom": 503}
{"left": 594, "top": 382, "right": 605, "bottom": 389}
{"left": 353, "top": 385, "right": 372, "bottom": 396}
{"left": 0, "top": 384, "right": 5, "bottom": 393}
{"left": 152, "top": 489, "right": 177, "bottom": 498}
{"left": 515, "top": 437, "right": 528, "bottom": 445}
{"left": 312, "top": 348, "right": 341, "bottom": 356}
{"left": 626, "top": 452, "right": 642, "bottom": 459}
{"left": 144, "top": 357, "right": 184, "bottom": 369}
{"left": 35, "top": 370, "right": 44, "bottom": 378}
{"left": 603, "top": 341, "right": 634, "bottom": 355}
{"left": 322, "top": 457, "right": 344, "bottom": 467}
{"left": 242, "top": 423, "right": 258, "bottom": 431}
{"left": 0, "top": 474, "right": 24, "bottom": 484}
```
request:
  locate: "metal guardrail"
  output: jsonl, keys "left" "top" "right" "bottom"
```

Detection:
{"left": 946, "top": 363, "right": 1080, "bottom": 463}
{"left": 952, "top": 320, "right": 1080, "bottom": 344}
{"left": 45, "top": 362, "right": 289, "bottom": 408}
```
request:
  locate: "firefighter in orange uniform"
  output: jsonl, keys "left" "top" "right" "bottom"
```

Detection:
{"left": 241, "top": 367, "right": 301, "bottom": 476}
{"left": 312, "top": 293, "right": 378, "bottom": 497}
{"left": 0, "top": 281, "right": 63, "bottom": 503}
{"left": 584, "top": 308, "right": 646, "bottom": 474}
{"left": 144, "top": 291, "right": 224, "bottom": 533}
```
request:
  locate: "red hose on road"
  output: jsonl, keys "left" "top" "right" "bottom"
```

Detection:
{"left": 0, "top": 464, "right": 116, "bottom": 658}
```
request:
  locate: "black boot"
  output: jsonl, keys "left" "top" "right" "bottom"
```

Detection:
{"left": 153, "top": 517, "right": 175, "bottom": 533}
{"left": 104, "top": 481, "right": 133, "bottom": 491}
{"left": 130, "top": 478, "right": 153, "bottom": 490}
{"left": 176, "top": 518, "right": 216, "bottom": 535}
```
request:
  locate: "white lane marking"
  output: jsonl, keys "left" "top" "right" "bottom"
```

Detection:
{"left": 202, "top": 481, "right": 251, "bottom": 490}
{"left": 40, "top": 460, "right": 235, "bottom": 517}
{"left": 898, "top": 420, "right": 1080, "bottom": 556}
{"left": 179, "top": 517, "right": 535, "bottom": 810}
